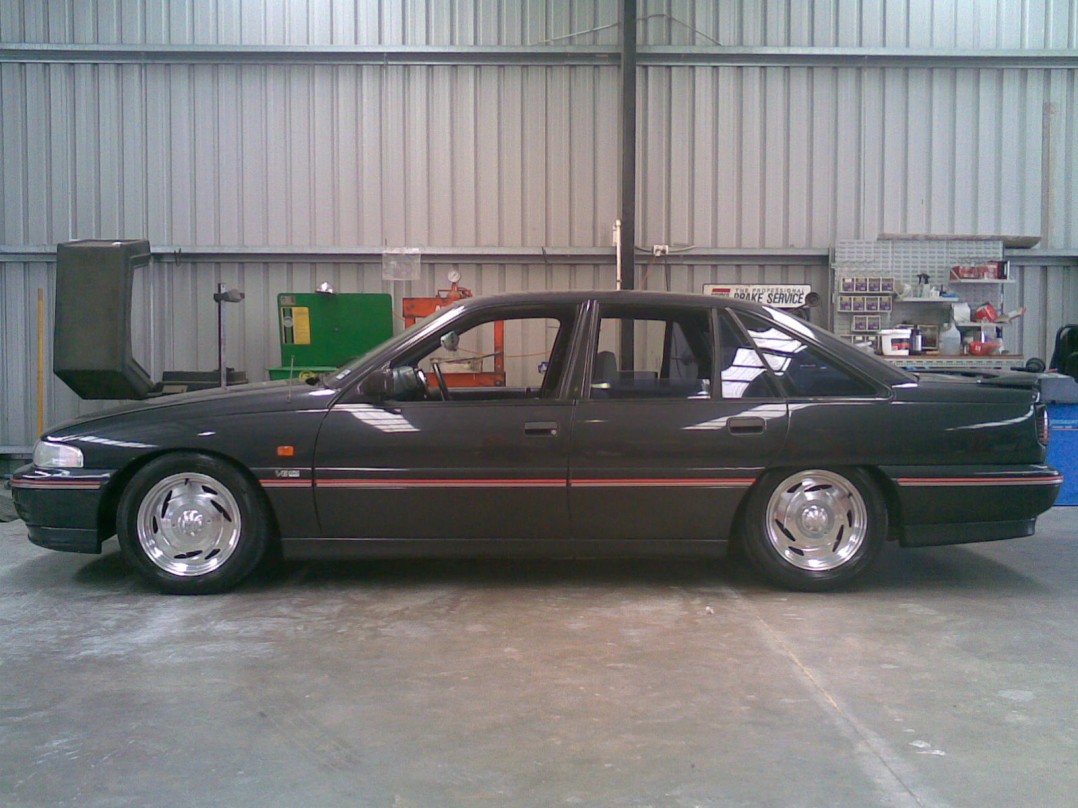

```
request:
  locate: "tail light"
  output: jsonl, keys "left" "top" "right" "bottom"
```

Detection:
{"left": 1036, "top": 404, "right": 1050, "bottom": 445}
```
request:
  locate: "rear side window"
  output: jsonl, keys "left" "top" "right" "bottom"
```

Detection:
{"left": 590, "top": 306, "right": 712, "bottom": 399}
{"left": 717, "top": 314, "right": 776, "bottom": 399}
{"left": 736, "top": 312, "right": 878, "bottom": 398}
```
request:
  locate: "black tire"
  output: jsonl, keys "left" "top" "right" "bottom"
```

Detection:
{"left": 117, "top": 453, "right": 272, "bottom": 595}
{"left": 741, "top": 467, "right": 886, "bottom": 592}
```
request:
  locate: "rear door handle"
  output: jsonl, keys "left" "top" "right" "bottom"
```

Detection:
{"left": 728, "top": 416, "right": 765, "bottom": 435}
{"left": 524, "top": 421, "right": 559, "bottom": 437}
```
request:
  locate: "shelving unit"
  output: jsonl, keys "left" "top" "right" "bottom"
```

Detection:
{"left": 831, "top": 238, "right": 1020, "bottom": 368}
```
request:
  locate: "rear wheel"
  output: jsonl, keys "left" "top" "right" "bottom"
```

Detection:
{"left": 742, "top": 468, "right": 886, "bottom": 591}
{"left": 117, "top": 453, "right": 271, "bottom": 594}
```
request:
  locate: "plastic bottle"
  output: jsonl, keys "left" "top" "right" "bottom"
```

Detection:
{"left": 939, "top": 321, "right": 962, "bottom": 356}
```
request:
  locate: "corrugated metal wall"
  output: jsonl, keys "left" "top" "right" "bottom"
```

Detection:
{"left": 0, "top": 1, "right": 622, "bottom": 47}
{"left": 2, "top": 1, "right": 1076, "bottom": 48}
{"left": 2, "top": 0, "right": 1077, "bottom": 451}
{"left": 1012, "top": 260, "right": 1078, "bottom": 362}
{"left": 0, "top": 62, "right": 621, "bottom": 248}
{"left": 638, "top": 66, "right": 1076, "bottom": 247}
{"left": 2, "top": 61, "right": 1074, "bottom": 249}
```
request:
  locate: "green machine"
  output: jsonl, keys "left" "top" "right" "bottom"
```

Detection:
{"left": 268, "top": 292, "right": 394, "bottom": 380}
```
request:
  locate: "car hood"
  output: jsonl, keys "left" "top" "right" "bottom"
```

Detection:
{"left": 47, "top": 380, "right": 337, "bottom": 434}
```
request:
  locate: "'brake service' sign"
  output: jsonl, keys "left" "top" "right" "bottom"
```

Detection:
{"left": 703, "top": 284, "right": 812, "bottom": 309}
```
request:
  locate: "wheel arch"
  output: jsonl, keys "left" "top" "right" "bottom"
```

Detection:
{"left": 733, "top": 464, "right": 903, "bottom": 546}
{"left": 860, "top": 465, "right": 905, "bottom": 542}
{"left": 737, "top": 464, "right": 893, "bottom": 590}
{"left": 100, "top": 449, "right": 282, "bottom": 545}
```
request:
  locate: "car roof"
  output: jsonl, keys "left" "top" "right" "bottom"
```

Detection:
{"left": 454, "top": 289, "right": 752, "bottom": 310}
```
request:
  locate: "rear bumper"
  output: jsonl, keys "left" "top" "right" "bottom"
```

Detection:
{"left": 881, "top": 464, "right": 1062, "bottom": 548}
{"left": 900, "top": 518, "right": 1037, "bottom": 548}
{"left": 10, "top": 465, "right": 113, "bottom": 554}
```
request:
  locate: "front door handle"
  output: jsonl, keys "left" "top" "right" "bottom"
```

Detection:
{"left": 728, "top": 416, "right": 765, "bottom": 435}
{"left": 524, "top": 421, "right": 559, "bottom": 438}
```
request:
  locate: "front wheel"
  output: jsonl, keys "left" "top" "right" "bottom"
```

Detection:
{"left": 117, "top": 453, "right": 272, "bottom": 594}
{"left": 741, "top": 468, "right": 886, "bottom": 591}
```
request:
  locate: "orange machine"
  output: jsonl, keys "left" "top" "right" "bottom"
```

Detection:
{"left": 402, "top": 282, "right": 505, "bottom": 387}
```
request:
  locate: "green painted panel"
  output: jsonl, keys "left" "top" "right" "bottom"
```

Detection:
{"left": 277, "top": 293, "right": 394, "bottom": 369}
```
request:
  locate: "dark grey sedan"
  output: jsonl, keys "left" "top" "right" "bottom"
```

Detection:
{"left": 12, "top": 292, "right": 1062, "bottom": 594}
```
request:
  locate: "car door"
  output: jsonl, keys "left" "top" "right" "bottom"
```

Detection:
{"left": 568, "top": 302, "right": 789, "bottom": 541}
{"left": 730, "top": 307, "right": 894, "bottom": 465}
{"left": 313, "top": 303, "right": 580, "bottom": 541}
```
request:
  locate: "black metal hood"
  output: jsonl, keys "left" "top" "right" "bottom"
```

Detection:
{"left": 45, "top": 380, "right": 335, "bottom": 436}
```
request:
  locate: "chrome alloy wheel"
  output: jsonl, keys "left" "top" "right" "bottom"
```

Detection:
{"left": 135, "top": 472, "right": 242, "bottom": 577}
{"left": 764, "top": 470, "right": 869, "bottom": 572}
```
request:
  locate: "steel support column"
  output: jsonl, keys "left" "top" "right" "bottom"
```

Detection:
{"left": 617, "top": 0, "right": 638, "bottom": 367}
{"left": 617, "top": 0, "right": 638, "bottom": 294}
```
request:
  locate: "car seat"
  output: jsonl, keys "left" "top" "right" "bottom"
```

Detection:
{"left": 1050, "top": 324, "right": 1078, "bottom": 379}
{"left": 594, "top": 351, "right": 619, "bottom": 384}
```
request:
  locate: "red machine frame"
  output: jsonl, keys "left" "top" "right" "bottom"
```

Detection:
{"left": 402, "top": 282, "right": 505, "bottom": 387}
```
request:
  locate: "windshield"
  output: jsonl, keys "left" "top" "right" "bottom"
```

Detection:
{"left": 324, "top": 319, "right": 425, "bottom": 389}
{"left": 323, "top": 303, "right": 468, "bottom": 389}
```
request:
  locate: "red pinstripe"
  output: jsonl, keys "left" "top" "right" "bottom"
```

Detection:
{"left": 896, "top": 475, "right": 1063, "bottom": 486}
{"left": 10, "top": 479, "right": 102, "bottom": 490}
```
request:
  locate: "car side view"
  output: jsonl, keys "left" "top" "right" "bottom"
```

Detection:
{"left": 12, "top": 291, "right": 1062, "bottom": 594}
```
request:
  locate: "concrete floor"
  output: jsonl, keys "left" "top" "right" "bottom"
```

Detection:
{"left": 1, "top": 508, "right": 1076, "bottom": 808}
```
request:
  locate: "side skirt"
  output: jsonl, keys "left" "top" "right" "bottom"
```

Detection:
{"left": 281, "top": 537, "right": 729, "bottom": 561}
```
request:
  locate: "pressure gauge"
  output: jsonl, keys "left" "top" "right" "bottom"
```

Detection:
{"left": 447, "top": 270, "right": 461, "bottom": 283}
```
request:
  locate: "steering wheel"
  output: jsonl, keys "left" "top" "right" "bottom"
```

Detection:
{"left": 413, "top": 367, "right": 432, "bottom": 400}
{"left": 432, "top": 361, "right": 451, "bottom": 401}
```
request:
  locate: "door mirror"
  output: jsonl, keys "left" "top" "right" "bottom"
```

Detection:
{"left": 440, "top": 331, "right": 460, "bottom": 352}
{"left": 359, "top": 367, "right": 394, "bottom": 398}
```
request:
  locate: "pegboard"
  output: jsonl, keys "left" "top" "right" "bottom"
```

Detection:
{"left": 835, "top": 238, "right": 1003, "bottom": 290}
{"left": 832, "top": 238, "right": 1008, "bottom": 344}
{"left": 834, "top": 240, "right": 893, "bottom": 267}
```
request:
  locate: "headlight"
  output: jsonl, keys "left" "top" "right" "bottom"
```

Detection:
{"left": 33, "top": 441, "right": 84, "bottom": 468}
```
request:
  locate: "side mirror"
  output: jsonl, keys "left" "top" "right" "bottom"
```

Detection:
{"left": 440, "top": 331, "right": 460, "bottom": 352}
{"left": 359, "top": 367, "right": 394, "bottom": 398}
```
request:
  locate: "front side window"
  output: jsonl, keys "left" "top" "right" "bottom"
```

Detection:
{"left": 417, "top": 316, "right": 565, "bottom": 390}
{"left": 390, "top": 307, "right": 577, "bottom": 402}
{"left": 590, "top": 307, "right": 712, "bottom": 399}
{"left": 736, "top": 311, "right": 878, "bottom": 398}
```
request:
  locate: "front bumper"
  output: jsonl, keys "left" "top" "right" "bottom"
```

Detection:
{"left": 10, "top": 465, "right": 114, "bottom": 554}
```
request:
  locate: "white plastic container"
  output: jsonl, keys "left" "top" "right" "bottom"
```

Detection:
{"left": 879, "top": 328, "right": 912, "bottom": 356}
{"left": 939, "top": 322, "right": 962, "bottom": 356}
